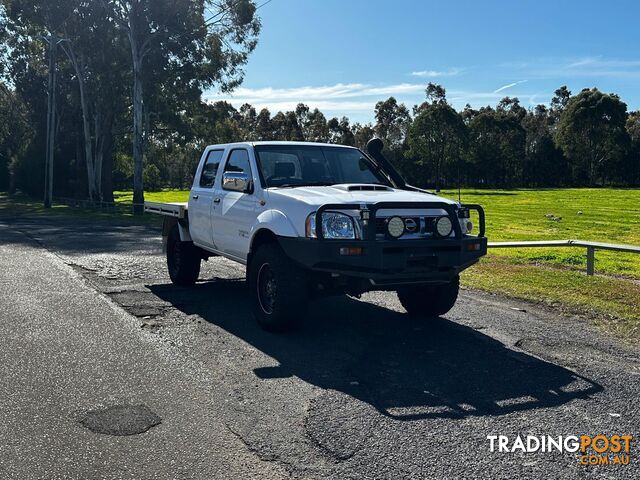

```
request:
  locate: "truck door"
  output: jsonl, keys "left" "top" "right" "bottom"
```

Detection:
{"left": 188, "top": 148, "right": 224, "bottom": 248}
{"left": 211, "top": 148, "right": 259, "bottom": 261}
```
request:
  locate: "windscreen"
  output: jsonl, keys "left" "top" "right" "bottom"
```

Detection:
{"left": 254, "top": 145, "right": 391, "bottom": 188}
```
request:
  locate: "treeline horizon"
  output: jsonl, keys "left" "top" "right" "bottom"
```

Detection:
{"left": 1, "top": 1, "right": 639, "bottom": 202}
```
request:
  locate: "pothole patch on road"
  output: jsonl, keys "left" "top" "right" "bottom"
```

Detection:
{"left": 79, "top": 404, "right": 162, "bottom": 436}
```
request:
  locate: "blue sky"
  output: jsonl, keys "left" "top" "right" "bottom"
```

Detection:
{"left": 205, "top": 0, "right": 640, "bottom": 123}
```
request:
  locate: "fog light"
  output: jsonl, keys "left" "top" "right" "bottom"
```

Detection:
{"left": 386, "top": 216, "right": 405, "bottom": 239}
{"left": 435, "top": 216, "right": 453, "bottom": 237}
{"left": 466, "top": 221, "right": 473, "bottom": 233}
{"left": 340, "top": 247, "right": 362, "bottom": 256}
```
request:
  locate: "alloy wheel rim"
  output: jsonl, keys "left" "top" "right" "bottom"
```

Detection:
{"left": 257, "top": 263, "right": 276, "bottom": 314}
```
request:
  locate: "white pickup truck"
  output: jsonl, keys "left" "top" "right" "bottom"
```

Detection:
{"left": 145, "top": 139, "right": 486, "bottom": 331}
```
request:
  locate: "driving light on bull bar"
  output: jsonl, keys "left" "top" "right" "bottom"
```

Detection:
{"left": 435, "top": 216, "right": 453, "bottom": 237}
{"left": 386, "top": 216, "right": 405, "bottom": 239}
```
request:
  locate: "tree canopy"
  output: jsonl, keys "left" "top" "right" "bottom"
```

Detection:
{"left": 0, "top": 0, "right": 639, "bottom": 201}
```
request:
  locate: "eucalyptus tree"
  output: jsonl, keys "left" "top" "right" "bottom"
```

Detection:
{"left": 101, "top": 0, "right": 261, "bottom": 211}
{"left": 555, "top": 88, "right": 630, "bottom": 185}
{"left": 407, "top": 86, "right": 467, "bottom": 190}
{"left": 467, "top": 109, "right": 526, "bottom": 187}
{"left": 56, "top": 1, "right": 129, "bottom": 201}
{"left": 327, "top": 117, "right": 355, "bottom": 145}
{"left": 374, "top": 97, "right": 411, "bottom": 157}
{"left": 0, "top": 82, "right": 33, "bottom": 192}
{"left": 626, "top": 111, "right": 640, "bottom": 185}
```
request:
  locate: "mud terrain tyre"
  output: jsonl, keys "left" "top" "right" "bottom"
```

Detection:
{"left": 248, "top": 243, "right": 308, "bottom": 332}
{"left": 167, "top": 224, "right": 201, "bottom": 286}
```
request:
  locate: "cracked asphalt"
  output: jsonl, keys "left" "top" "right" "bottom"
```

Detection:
{"left": 1, "top": 215, "right": 639, "bottom": 479}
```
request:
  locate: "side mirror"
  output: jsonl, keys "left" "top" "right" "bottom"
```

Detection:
{"left": 222, "top": 171, "right": 252, "bottom": 193}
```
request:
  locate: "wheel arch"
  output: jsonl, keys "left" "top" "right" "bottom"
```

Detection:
{"left": 248, "top": 228, "right": 280, "bottom": 265}
{"left": 247, "top": 209, "right": 299, "bottom": 263}
{"left": 162, "top": 217, "right": 192, "bottom": 252}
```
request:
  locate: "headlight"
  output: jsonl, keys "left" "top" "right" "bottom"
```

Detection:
{"left": 306, "top": 212, "right": 357, "bottom": 239}
{"left": 435, "top": 216, "right": 453, "bottom": 237}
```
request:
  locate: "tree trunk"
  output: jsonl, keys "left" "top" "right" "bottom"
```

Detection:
{"left": 77, "top": 70, "right": 96, "bottom": 200}
{"left": 99, "top": 107, "right": 115, "bottom": 203}
{"left": 44, "top": 39, "right": 57, "bottom": 208}
{"left": 130, "top": 35, "right": 145, "bottom": 214}
{"left": 62, "top": 45, "right": 97, "bottom": 200}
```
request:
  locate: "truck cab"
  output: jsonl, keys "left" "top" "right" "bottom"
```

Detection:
{"left": 145, "top": 140, "right": 487, "bottom": 332}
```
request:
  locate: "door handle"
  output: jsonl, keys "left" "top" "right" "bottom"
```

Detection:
{"left": 192, "top": 194, "right": 199, "bottom": 200}
{"left": 213, "top": 198, "right": 221, "bottom": 204}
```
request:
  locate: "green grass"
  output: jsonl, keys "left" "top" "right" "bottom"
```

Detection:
{"left": 437, "top": 188, "right": 640, "bottom": 339}
{"left": 113, "top": 189, "right": 190, "bottom": 204}
{"left": 441, "top": 188, "right": 640, "bottom": 279}
{"left": 0, "top": 192, "right": 159, "bottom": 225}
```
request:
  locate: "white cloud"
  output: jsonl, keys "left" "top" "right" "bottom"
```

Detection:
{"left": 410, "top": 68, "right": 461, "bottom": 78}
{"left": 205, "top": 82, "right": 425, "bottom": 104}
{"left": 204, "top": 83, "right": 428, "bottom": 121}
{"left": 503, "top": 56, "right": 640, "bottom": 79}
{"left": 204, "top": 81, "right": 552, "bottom": 123}
{"left": 566, "top": 56, "right": 600, "bottom": 68}
{"left": 493, "top": 80, "right": 528, "bottom": 94}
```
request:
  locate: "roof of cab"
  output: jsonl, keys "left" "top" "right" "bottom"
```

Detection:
{"left": 204, "top": 141, "right": 359, "bottom": 149}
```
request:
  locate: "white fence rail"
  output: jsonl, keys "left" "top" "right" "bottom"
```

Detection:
{"left": 489, "top": 240, "right": 640, "bottom": 275}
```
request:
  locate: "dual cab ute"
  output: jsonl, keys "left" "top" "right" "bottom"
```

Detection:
{"left": 145, "top": 139, "right": 486, "bottom": 331}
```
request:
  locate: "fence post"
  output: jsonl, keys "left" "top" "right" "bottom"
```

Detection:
{"left": 586, "top": 246, "right": 595, "bottom": 276}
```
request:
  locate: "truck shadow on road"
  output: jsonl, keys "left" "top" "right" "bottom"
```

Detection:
{"left": 149, "top": 280, "right": 603, "bottom": 421}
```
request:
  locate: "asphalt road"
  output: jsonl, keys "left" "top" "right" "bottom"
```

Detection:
{"left": 1, "top": 216, "right": 639, "bottom": 479}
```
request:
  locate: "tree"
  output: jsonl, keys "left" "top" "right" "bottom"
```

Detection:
{"left": 58, "top": 1, "right": 128, "bottom": 202}
{"left": 374, "top": 97, "right": 411, "bottom": 168}
{"left": 0, "top": 82, "right": 33, "bottom": 192}
{"left": 328, "top": 117, "right": 355, "bottom": 145}
{"left": 305, "top": 108, "right": 329, "bottom": 142}
{"left": 254, "top": 108, "right": 273, "bottom": 140}
{"left": 352, "top": 123, "right": 375, "bottom": 150}
{"left": 407, "top": 87, "right": 466, "bottom": 190}
{"left": 374, "top": 97, "right": 411, "bottom": 151}
{"left": 521, "top": 105, "right": 567, "bottom": 186}
{"left": 550, "top": 85, "right": 571, "bottom": 123}
{"left": 497, "top": 96, "right": 527, "bottom": 122}
{"left": 555, "top": 88, "right": 630, "bottom": 185}
{"left": 624, "top": 111, "right": 640, "bottom": 185}
{"left": 467, "top": 109, "right": 526, "bottom": 187}
{"left": 102, "top": 0, "right": 261, "bottom": 212}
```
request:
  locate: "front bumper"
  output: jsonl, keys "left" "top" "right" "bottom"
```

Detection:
{"left": 279, "top": 235, "right": 487, "bottom": 286}
{"left": 279, "top": 201, "right": 487, "bottom": 287}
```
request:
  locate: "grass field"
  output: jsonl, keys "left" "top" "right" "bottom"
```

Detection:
{"left": 7, "top": 188, "right": 640, "bottom": 339}
{"left": 441, "top": 188, "right": 640, "bottom": 339}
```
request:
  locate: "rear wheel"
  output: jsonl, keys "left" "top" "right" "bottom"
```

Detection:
{"left": 167, "top": 224, "right": 201, "bottom": 286}
{"left": 397, "top": 276, "right": 460, "bottom": 317}
{"left": 248, "top": 243, "right": 308, "bottom": 332}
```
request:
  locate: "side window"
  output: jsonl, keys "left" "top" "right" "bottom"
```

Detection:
{"left": 199, "top": 150, "right": 224, "bottom": 188}
{"left": 224, "top": 149, "right": 252, "bottom": 175}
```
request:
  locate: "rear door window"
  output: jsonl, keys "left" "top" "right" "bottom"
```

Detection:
{"left": 199, "top": 150, "right": 224, "bottom": 188}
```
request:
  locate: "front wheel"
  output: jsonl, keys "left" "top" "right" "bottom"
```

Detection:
{"left": 248, "top": 243, "right": 309, "bottom": 332}
{"left": 167, "top": 224, "right": 201, "bottom": 286}
{"left": 397, "top": 276, "right": 460, "bottom": 317}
